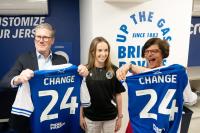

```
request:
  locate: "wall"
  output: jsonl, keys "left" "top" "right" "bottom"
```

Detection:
{"left": 80, "top": 0, "right": 192, "bottom": 67}
{"left": 80, "top": 0, "right": 193, "bottom": 132}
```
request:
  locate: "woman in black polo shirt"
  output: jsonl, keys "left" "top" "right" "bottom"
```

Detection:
{"left": 80, "top": 36, "right": 125, "bottom": 133}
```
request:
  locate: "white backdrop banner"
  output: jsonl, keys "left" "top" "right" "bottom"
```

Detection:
{"left": 111, "top": 0, "right": 193, "bottom": 67}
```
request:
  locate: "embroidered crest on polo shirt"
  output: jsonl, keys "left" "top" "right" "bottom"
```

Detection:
{"left": 89, "top": 72, "right": 92, "bottom": 77}
{"left": 106, "top": 71, "right": 113, "bottom": 79}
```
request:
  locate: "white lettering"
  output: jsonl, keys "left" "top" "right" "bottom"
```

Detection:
{"left": 0, "top": 17, "right": 45, "bottom": 27}
{"left": 44, "top": 75, "right": 75, "bottom": 86}
{"left": 139, "top": 75, "right": 177, "bottom": 84}
{"left": 0, "top": 29, "right": 10, "bottom": 38}
{"left": 12, "top": 29, "right": 35, "bottom": 38}
{"left": 191, "top": 23, "right": 200, "bottom": 35}
{"left": 50, "top": 122, "right": 65, "bottom": 130}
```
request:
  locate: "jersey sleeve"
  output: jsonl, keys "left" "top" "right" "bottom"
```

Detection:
{"left": 11, "top": 82, "right": 34, "bottom": 117}
{"left": 80, "top": 77, "right": 91, "bottom": 107}
{"left": 183, "top": 80, "right": 197, "bottom": 106}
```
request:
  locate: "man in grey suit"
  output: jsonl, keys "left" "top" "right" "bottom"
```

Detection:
{"left": 1, "top": 23, "right": 88, "bottom": 133}
{"left": 1, "top": 23, "right": 88, "bottom": 89}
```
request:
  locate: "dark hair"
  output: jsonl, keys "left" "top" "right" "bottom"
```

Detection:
{"left": 142, "top": 38, "right": 169, "bottom": 59}
{"left": 87, "top": 36, "right": 114, "bottom": 74}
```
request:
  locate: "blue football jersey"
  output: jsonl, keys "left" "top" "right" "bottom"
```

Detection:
{"left": 126, "top": 64, "right": 188, "bottom": 133}
{"left": 12, "top": 65, "right": 84, "bottom": 133}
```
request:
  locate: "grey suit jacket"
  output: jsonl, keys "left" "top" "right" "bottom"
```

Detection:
{"left": 0, "top": 51, "right": 67, "bottom": 89}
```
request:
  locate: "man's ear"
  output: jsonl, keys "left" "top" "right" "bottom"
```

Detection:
{"left": 51, "top": 38, "right": 55, "bottom": 45}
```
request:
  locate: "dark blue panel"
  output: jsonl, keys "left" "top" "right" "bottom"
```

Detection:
{"left": 188, "top": 17, "right": 200, "bottom": 66}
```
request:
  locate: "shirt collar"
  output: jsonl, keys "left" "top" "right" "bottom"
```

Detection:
{"left": 36, "top": 50, "right": 52, "bottom": 59}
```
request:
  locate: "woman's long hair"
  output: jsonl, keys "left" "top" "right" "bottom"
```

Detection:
{"left": 87, "top": 36, "right": 114, "bottom": 74}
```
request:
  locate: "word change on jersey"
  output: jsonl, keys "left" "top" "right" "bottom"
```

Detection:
{"left": 126, "top": 64, "right": 188, "bottom": 133}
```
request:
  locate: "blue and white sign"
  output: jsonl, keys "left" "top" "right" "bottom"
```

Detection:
{"left": 104, "top": 0, "right": 193, "bottom": 68}
{"left": 115, "top": 11, "right": 172, "bottom": 67}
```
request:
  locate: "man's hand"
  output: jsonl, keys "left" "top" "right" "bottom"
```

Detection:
{"left": 78, "top": 64, "right": 89, "bottom": 77}
{"left": 13, "top": 69, "right": 34, "bottom": 86}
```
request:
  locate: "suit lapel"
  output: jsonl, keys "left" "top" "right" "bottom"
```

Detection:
{"left": 31, "top": 51, "right": 39, "bottom": 70}
{"left": 52, "top": 53, "right": 58, "bottom": 65}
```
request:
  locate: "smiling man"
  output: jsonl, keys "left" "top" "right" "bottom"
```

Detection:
{"left": 1, "top": 23, "right": 88, "bottom": 88}
{"left": 1, "top": 23, "right": 67, "bottom": 89}
{"left": 1, "top": 23, "right": 89, "bottom": 133}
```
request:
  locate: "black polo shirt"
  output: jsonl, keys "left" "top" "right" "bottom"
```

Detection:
{"left": 83, "top": 65, "right": 125, "bottom": 121}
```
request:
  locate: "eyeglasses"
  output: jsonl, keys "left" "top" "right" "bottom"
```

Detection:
{"left": 35, "top": 35, "right": 52, "bottom": 42}
{"left": 144, "top": 49, "right": 161, "bottom": 55}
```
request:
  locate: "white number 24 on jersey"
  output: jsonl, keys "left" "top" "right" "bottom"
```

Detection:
{"left": 136, "top": 89, "right": 178, "bottom": 121}
{"left": 39, "top": 87, "right": 78, "bottom": 122}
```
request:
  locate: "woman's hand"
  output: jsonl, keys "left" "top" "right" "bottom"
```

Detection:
{"left": 115, "top": 117, "right": 122, "bottom": 132}
{"left": 80, "top": 107, "right": 87, "bottom": 130}
{"left": 116, "top": 63, "right": 130, "bottom": 80}
{"left": 80, "top": 113, "right": 87, "bottom": 130}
